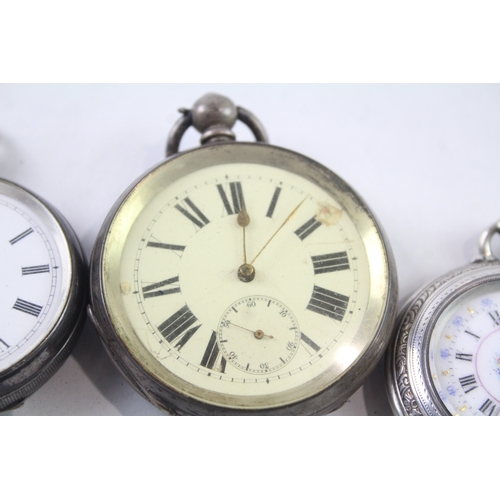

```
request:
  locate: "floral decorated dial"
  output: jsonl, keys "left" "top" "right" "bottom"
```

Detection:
{"left": 429, "top": 282, "right": 500, "bottom": 416}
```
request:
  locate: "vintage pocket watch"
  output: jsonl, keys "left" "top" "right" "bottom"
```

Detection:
{"left": 386, "top": 220, "right": 500, "bottom": 416}
{"left": 0, "top": 178, "right": 87, "bottom": 411}
{"left": 89, "top": 93, "right": 398, "bottom": 415}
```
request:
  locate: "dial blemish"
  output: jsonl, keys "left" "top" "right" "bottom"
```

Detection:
{"left": 316, "top": 203, "right": 342, "bottom": 226}
{"left": 120, "top": 282, "right": 131, "bottom": 295}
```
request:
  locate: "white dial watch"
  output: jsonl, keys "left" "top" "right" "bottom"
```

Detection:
{"left": 0, "top": 179, "right": 87, "bottom": 411}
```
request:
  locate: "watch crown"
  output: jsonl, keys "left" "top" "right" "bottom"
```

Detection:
{"left": 191, "top": 93, "right": 238, "bottom": 144}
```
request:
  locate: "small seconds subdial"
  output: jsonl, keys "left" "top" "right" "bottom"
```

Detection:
{"left": 217, "top": 296, "right": 300, "bottom": 374}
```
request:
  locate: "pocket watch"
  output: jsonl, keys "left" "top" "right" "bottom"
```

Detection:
{"left": 89, "top": 93, "right": 398, "bottom": 415}
{"left": 386, "top": 220, "right": 500, "bottom": 416}
{"left": 0, "top": 178, "right": 87, "bottom": 411}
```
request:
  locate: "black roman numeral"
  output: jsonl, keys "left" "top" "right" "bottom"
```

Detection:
{"left": 21, "top": 265, "right": 50, "bottom": 276}
{"left": 217, "top": 182, "right": 243, "bottom": 215}
{"left": 455, "top": 352, "right": 473, "bottom": 362}
{"left": 266, "top": 187, "right": 281, "bottom": 218}
{"left": 307, "top": 285, "right": 349, "bottom": 321}
{"left": 295, "top": 216, "right": 322, "bottom": 240}
{"left": 465, "top": 329, "right": 480, "bottom": 340}
{"left": 300, "top": 332, "right": 321, "bottom": 354}
{"left": 312, "top": 252, "right": 350, "bottom": 274}
{"left": 12, "top": 298, "right": 43, "bottom": 317}
{"left": 200, "top": 330, "right": 226, "bottom": 372}
{"left": 147, "top": 241, "right": 185, "bottom": 252}
{"left": 489, "top": 311, "right": 500, "bottom": 326}
{"left": 459, "top": 374, "right": 478, "bottom": 393}
{"left": 9, "top": 228, "right": 34, "bottom": 245}
{"left": 158, "top": 305, "right": 200, "bottom": 348}
{"left": 479, "top": 399, "right": 497, "bottom": 416}
{"left": 175, "top": 197, "right": 209, "bottom": 229}
{"left": 0, "top": 339, "right": 10, "bottom": 352}
{"left": 142, "top": 276, "right": 181, "bottom": 299}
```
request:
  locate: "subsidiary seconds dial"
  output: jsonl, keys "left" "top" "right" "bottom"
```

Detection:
{"left": 218, "top": 296, "right": 300, "bottom": 374}
{"left": 90, "top": 93, "right": 397, "bottom": 415}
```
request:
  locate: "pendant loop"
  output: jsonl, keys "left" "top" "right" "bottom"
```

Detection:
{"left": 166, "top": 93, "right": 268, "bottom": 157}
{"left": 478, "top": 220, "right": 500, "bottom": 261}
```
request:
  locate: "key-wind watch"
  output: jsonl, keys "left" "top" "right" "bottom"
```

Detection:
{"left": 89, "top": 93, "right": 398, "bottom": 415}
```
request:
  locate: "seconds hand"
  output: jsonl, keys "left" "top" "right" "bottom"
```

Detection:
{"left": 228, "top": 321, "right": 274, "bottom": 339}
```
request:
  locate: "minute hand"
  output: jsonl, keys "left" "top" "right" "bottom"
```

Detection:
{"left": 250, "top": 196, "right": 308, "bottom": 265}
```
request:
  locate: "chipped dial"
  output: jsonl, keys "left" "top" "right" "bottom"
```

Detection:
{"left": 386, "top": 220, "right": 500, "bottom": 416}
{"left": 89, "top": 93, "right": 397, "bottom": 415}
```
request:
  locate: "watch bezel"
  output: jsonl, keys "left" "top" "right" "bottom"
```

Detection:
{"left": 90, "top": 141, "right": 398, "bottom": 415}
{"left": 0, "top": 179, "right": 87, "bottom": 411}
{"left": 386, "top": 259, "right": 500, "bottom": 416}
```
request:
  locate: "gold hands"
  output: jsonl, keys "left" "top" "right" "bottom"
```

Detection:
{"left": 237, "top": 201, "right": 255, "bottom": 282}
{"left": 237, "top": 202, "right": 250, "bottom": 263}
{"left": 249, "top": 195, "right": 308, "bottom": 265}
{"left": 228, "top": 321, "right": 274, "bottom": 339}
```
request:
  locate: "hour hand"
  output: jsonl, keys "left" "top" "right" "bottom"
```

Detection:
{"left": 237, "top": 202, "right": 256, "bottom": 282}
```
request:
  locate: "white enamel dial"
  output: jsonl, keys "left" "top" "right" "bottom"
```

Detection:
{"left": 217, "top": 296, "right": 300, "bottom": 374}
{"left": 108, "top": 158, "right": 379, "bottom": 408}
{"left": 429, "top": 282, "right": 500, "bottom": 416}
{"left": 0, "top": 183, "right": 71, "bottom": 372}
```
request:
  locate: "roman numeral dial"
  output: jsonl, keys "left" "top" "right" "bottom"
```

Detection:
{"left": 125, "top": 166, "right": 370, "bottom": 399}
{"left": 142, "top": 276, "right": 181, "bottom": 299}
{"left": 158, "top": 305, "right": 200, "bottom": 349}
{"left": 217, "top": 182, "right": 243, "bottom": 215}
{"left": 312, "top": 252, "right": 350, "bottom": 274}
{"left": 307, "top": 285, "right": 349, "bottom": 322}
{"left": 175, "top": 197, "right": 209, "bottom": 229}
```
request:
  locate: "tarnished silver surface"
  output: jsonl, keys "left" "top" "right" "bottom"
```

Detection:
{"left": 166, "top": 93, "right": 268, "bottom": 157}
{"left": 386, "top": 221, "right": 500, "bottom": 416}
{"left": 0, "top": 179, "right": 87, "bottom": 411}
{"left": 89, "top": 93, "right": 398, "bottom": 416}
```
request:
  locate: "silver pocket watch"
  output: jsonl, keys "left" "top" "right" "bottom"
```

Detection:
{"left": 89, "top": 92, "right": 398, "bottom": 415}
{"left": 386, "top": 220, "right": 500, "bottom": 416}
{"left": 0, "top": 178, "right": 87, "bottom": 411}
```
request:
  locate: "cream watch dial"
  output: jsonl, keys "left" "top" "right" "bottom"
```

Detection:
{"left": 429, "top": 282, "right": 500, "bottom": 416}
{"left": 105, "top": 157, "right": 381, "bottom": 409}
{"left": 0, "top": 188, "right": 70, "bottom": 371}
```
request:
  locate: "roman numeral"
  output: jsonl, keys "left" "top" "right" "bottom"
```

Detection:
{"left": 465, "top": 329, "right": 480, "bottom": 340}
{"left": 142, "top": 276, "right": 181, "bottom": 299}
{"left": 459, "top": 374, "right": 478, "bottom": 393}
{"left": 0, "top": 339, "right": 10, "bottom": 352}
{"left": 455, "top": 352, "right": 473, "bottom": 362}
{"left": 9, "top": 228, "right": 34, "bottom": 245}
{"left": 147, "top": 241, "right": 185, "bottom": 252}
{"left": 312, "top": 252, "right": 350, "bottom": 274}
{"left": 12, "top": 298, "right": 43, "bottom": 317}
{"left": 158, "top": 305, "right": 200, "bottom": 348}
{"left": 307, "top": 285, "right": 349, "bottom": 321}
{"left": 217, "top": 182, "right": 243, "bottom": 215}
{"left": 200, "top": 330, "right": 226, "bottom": 372}
{"left": 489, "top": 311, "right": 500, "bottom": 326}
{"left": 266, "top": 187, "right": 281, "bottom": 218}
{"left": 479, "top": 399, "right": 497, "bottom": 416}
{"left": 295, "top": 216, "right": 322, "bottom": 240}
{"left": 175, "top": 197, "right": 209, "bottom": 229}
{"left": 300, "top": 332, "right": 321, "bottom": 353}
{"left": 21, "top": 265, "right": 50, "bottom": 276}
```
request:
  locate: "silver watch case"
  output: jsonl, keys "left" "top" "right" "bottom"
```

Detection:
{"left": 386, "top": 258, "right": 500, "bottom": 416}
{"left": 0, "top": 179, "right": 87, "bottom": 411}
{"left": 89, "top": 141, "right": 398, "bottom": 415}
